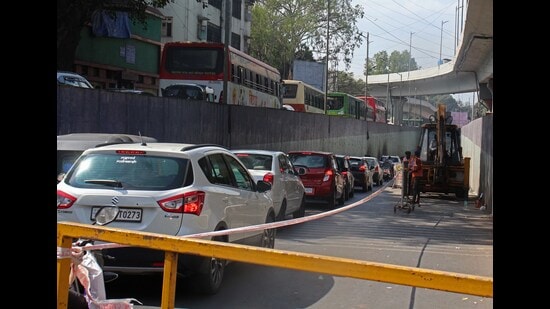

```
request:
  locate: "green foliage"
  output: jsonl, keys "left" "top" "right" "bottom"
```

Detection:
{"left": 368, "top": 50, "right": 418, "bottom": 75}
{"left": 331, "top": 71, "right": 365, "bottom": 95}
{"left": 427, "top": 95, "right": 459, "bottom": 112}
{"left": 250, "top": 0, "right": 364, "bottom": 77}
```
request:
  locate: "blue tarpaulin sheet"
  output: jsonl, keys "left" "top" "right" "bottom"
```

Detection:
{"left": 92, "top": 10, "right": 131, "bottom": 39}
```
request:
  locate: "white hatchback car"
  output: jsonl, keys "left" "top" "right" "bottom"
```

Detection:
{"left": 57, "top": 143, "right": 276, "bottom": 295}
{"left": 232, "top": 149, "right": 306, "bottom": 221}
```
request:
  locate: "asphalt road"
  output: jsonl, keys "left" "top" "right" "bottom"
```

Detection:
{"left": 106, "top": 181, "right": 493, "bottom": 309}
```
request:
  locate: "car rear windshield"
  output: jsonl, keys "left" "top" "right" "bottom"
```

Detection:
{"left": 349, "top": 158, "right": 365, "bottom": 170}
{"left": 65, "top": 153, "right": 190, "bottom": 190}
{"left": 235, "top": 153, "right": 273, "bottom": 170}
{"left": 288, "top": 154, "right": 328, "bottom": 168}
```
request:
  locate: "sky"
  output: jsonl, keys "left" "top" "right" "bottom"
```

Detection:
{"left": 342, "top": 0, "right": 475, "bottom": 104}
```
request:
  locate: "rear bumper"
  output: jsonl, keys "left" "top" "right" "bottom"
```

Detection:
{"left": 102, "top": 247, "right": 204, "bottom": 276}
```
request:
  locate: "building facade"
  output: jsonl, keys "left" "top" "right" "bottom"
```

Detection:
{"left": 158, "top": 0, "right": 253, "bottom": 52}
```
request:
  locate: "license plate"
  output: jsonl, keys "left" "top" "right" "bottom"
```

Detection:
{"left": 304, "top": 187, "right": 314, "bottom": 194}
{"left": 91, "top": 207, "right": 143, "bottom": 223}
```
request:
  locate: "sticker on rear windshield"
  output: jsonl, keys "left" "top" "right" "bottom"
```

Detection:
{"left": 116, "top": 156, "right": 137, "bottom": 164}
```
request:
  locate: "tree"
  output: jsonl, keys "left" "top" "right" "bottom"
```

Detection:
{"left": 249, "top": 0, "right": 364, "bottom": 77}
{"left": 368, "top": 50, "right": 418, "bottom": 75}
{"left": 331, "top": 71, "right": 364, "bottom": 95}
{"left": 57, "top": 0, "right": 173, "bottom": 71}
{"left": 427, "top": 95, "right": 458, "bottom": 111}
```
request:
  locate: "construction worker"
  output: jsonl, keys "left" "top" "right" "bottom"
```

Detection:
{"left": 409, "top": 149, "right": 423, "bottom": 205}
{"left": 402, "top": 151, "right": 412, "bottom": 196}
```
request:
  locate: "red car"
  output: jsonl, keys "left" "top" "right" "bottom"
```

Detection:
{"left": 288, "top": 151, "right": 345, "bottom": 209}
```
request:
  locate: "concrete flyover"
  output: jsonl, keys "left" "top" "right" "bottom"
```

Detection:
{"left": 366, "top": 0, "right": 493, "bottom": 106}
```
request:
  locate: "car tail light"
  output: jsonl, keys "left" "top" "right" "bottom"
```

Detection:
{"left": 157, "top": 191, "right": 205, "bottom": 215}
{"left": 359, "top": 165, "right": 366, "bottom": 172}
{"left": 375, "top": 166, "right": 379, "bottom": 172}
{"left": 263, "top": 172, "right": 274, "bottom": 184}
{"left": 323, "top": 169, "right": 333, "bottom": 182}
{"left": 57, "top": 190, "right": 76, "bottom": 209}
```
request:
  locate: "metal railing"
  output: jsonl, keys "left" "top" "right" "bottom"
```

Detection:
{"left": 57, "top": 221, "right": 493, "bottom": 309}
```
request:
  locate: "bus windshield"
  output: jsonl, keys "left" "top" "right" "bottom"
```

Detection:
{"left": 327, "top": 97, "right": 344, "bottom": 110}
{"left": 165, "top": 47, "right": 223, "bottom": 73}
{"left": 283, "top": 84, "right": 298, "bottom": 98}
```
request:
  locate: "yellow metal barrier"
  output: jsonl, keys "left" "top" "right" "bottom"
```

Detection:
{"left": 57, "top": 221, "right": 493, "bottom": 309}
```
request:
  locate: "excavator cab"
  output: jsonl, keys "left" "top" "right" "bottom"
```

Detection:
{"left": 417, "top": 104, "right": 469, "bottom": 199}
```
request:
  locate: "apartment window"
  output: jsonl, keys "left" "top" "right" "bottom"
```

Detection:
{"left": 231, "top": 32, "right": 240, "bottom": 50}
{"left": 232, "top": 0, "right": 241, "bottom": 19}
{"left": 162, "top": 17, "right": 173, "bottom": 37}
{"left": 207, "top": 22, "right": 222, "bottom": 43}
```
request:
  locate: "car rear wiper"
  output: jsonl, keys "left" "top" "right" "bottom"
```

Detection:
{"left": 84, "top": 179, "right": 124, "bottom": 188}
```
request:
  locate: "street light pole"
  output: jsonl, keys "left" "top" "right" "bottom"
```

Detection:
{"left": 408, "top": 32, "right": 413, "bottom": 78}
{"left": 398, "top": 73, "right": 402, "bottom": 125}
{"left": 386, "top": 68, "right": 390, "bottom": 123}
{"left": 439, "top": 20, "right": 448, "bottom": 66}
{"left": 364, "top": 32, "right": 370, "bottom": 119}
{"left": 408, "top": 32, "right": 413, "bottom": 125}
{"left": 324, "top": 0, "right": 330, "bottom": 114}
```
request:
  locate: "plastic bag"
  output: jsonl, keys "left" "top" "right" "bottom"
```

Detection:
{"left": 69, "top": 246, "right": 141, "bottom": 309}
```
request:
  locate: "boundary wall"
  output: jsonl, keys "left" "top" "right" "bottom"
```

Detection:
{"left": 57, "top": 86, "right": 418, "bottom": 158}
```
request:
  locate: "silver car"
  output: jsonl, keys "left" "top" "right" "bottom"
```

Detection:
{"left": 57, "top": 143, "right": 276, "bottom": 295}
{"left": 233, "top": 149, "right": 306, "bottom": 221}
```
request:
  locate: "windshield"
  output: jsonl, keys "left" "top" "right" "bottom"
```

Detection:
{"left": 57, "top": 75, "right": 93, "bottom": 88}
{"left": 289, "top": 154, "right": 328, "bottom": 168}
{"left": 165, "top": 47, "right": 223, "bottom": 74}
{"left": 235, "top": 153, "right": 273, "bottom": 170}
{"left": 65, "top": 153, "right": 189, "bottom": 190}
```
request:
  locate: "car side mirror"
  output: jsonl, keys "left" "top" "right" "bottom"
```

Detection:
{"left": 57, "top": 172, "right": 66, "bottom": 183}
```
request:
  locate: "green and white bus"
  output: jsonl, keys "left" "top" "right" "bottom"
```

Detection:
{"left": 326, "top": 92, "right": 369, "bottom": 120}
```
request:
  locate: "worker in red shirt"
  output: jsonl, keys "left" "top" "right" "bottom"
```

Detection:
{"left": 409, "top": 149, "right": 423, "bottom": 205}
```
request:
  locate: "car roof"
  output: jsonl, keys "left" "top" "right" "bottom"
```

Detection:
{"left": 57, "top": 133, "right": 158, "bottom": 151}
{"left": 288, "top": 151, "right": 333, "bottom": 155}
{"left": 57, "top": 71, "right": 86, "bottom": 77}
{"left": 232, "top": 149, "right": 284, "bottom": 156}
{"left": 82, "top": 142, "right": 227, "bottom": 155}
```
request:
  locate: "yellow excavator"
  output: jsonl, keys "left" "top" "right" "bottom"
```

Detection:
{"left": 417, "top": 104, "right": 470, "bottom": 199}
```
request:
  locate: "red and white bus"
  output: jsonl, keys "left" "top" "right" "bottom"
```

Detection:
{"left": 356, "top": 96, "right": 386, "bottom": 123}
{"left": 159, "top": 41, "right": 282, "bottom": 108}
{"left": 282, "top": 80, "right": 325, "bottom": 113}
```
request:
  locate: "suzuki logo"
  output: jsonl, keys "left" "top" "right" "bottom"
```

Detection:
{"left": 111, "top": 196, "right": 119, "bottom": 205}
